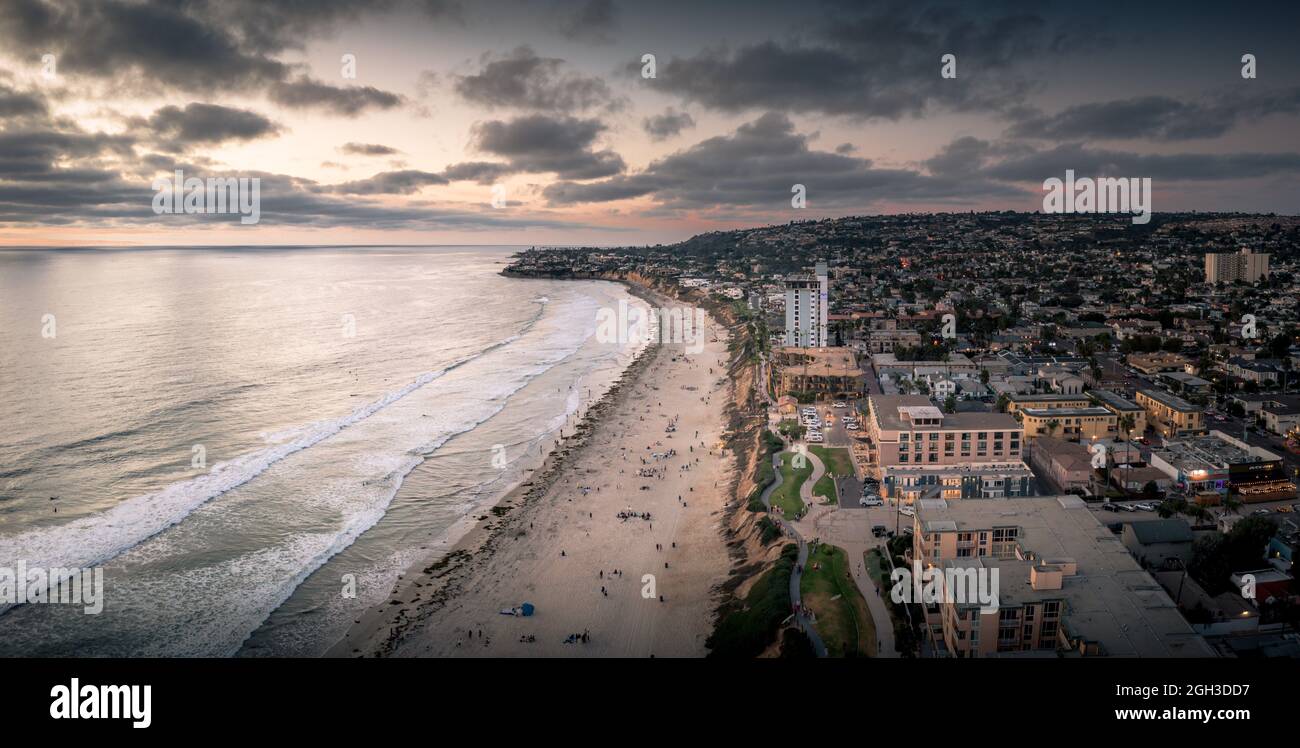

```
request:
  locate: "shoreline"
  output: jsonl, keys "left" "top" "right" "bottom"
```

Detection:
{"left": 329, "top": 277, "right": 736, "bottom": 657}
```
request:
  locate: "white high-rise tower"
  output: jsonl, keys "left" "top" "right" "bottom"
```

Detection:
{"left": 783, "top": 261, "right": 830, "bottom": 347}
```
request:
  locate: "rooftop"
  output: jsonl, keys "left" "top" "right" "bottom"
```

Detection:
{"left": 1137, "top": 388, "right": 1200, "bottom": 413}
{"left": 915, "top": 495, "right": 1215, "bottom": 657}
{"left": 870, "top": 394, "right": 1020, "bottom": 432}
{"left": 1088, "top": 389, "right": 1143, "bottom": 412}
{"left": 1021, "top": 406, "right": 1115, "bottom": 418}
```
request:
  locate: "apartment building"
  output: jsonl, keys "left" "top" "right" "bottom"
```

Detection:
{"left": 1205, "top": 248, "right": 1270, "bottom": 284}
{"left": 1087, "top": 389, "right": 1146, "bottom": 438}
{"left": 1019, "top": 406, "right": 1118, "bottom": 442}
{"left": 911, "top": 496, "right": 1215, "bottom": 658}
{"left": 1004, "top": 393, "right": 1092, "bottom": 417}
{"left": 783, "top": 262, "right": 828, "bottom": 347}
{"left": 1135, "top": 388, "right": 1204, "bottom": 437}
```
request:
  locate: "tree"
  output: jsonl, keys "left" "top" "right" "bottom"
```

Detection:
{"left": 944, "top": 394, "right": 957, "bottom": 413}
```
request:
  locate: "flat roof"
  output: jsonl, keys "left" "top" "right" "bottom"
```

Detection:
{"left": 1153, "top": 432, "right": 1276, "bottom": 472}
{"left": 1021, "top": 407, "right": 1115, "bottom": 418}
{"left": 1007, "top": 393, "right": 1091, "bottom": 403}
{"left": 870, "top": 394, "right": 1019, "bottom": 431}
{"left": 915, "top": 496, "right": 1214, "bottom": 657}
{"left": 1137, "top": 388, "right": 1200, "bottom": 413}
{"left": 1088, "top": 389, "right": 1143, "bottom": 412}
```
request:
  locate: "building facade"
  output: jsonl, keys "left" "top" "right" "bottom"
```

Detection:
{"left": 1135, "top": 389, "right": 1204, "bottom": 437}
{"left": 1205, "top": 248, "right": 1270, "bottom": 284}
{"left": 783, "top": 261, "right": 828, "bottom": 347}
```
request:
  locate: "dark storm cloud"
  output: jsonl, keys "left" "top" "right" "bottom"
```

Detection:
{"left": 923, "top": 136, "right": 1300, "bottom": 184}
{"left": 1008, "top": 88, "right": 1300, "bottom": 141}
{"left": 269, "top": 77, "right": 403, "bottom": 116}
{"left": 146, "top": 103, "right": 282, "bottom": 147}
{"left": 453, "top": 46, "right": 621, "bottom": 112}
{"left": 440, "top": 161, "right": 516, "bottom": 184}
{"left": 0, "top": 83, "right": 49, "bottom": 118}
{"left": 981, "top": 142, "right": 1300, "bottom": 182}
{"left": 642, "top": 108, "right": 695, "bottom": 140}
{"left": 0, "top": 0, "right": 287, "bottom": 91}
{"left": 326, "top": 169, "right": 449, "bottom": 195}
{"left": 543, "top": 112, "right": 1025, "bottom": 209}
{"left": 341, "top": 142, "right": 402, "bottom": 156}
{"left": 470, "top": 114, "right": 625, "bottom": 179}
{"left": 632, "top": 4, "right": 1078, "bottom": 119}
{"left": 559, "top": 0, "right": 618, "bottom": 44}
{"left": 0, "top": 1, "right": 406, "bottom": 115}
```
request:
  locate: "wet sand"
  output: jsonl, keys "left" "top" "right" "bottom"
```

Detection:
{"left": 330, "top": 290, "right": 734, "bottom": 657}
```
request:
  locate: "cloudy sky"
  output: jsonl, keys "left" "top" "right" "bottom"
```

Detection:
{"left": 2, "top": 0, "right": 1299, "bottom": 246}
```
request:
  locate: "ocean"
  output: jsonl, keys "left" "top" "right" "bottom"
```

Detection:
{"left": 0, "top": 246, "right": 647, "bottom": 656}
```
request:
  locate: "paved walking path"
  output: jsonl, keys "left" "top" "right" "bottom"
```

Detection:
{"left": 758, "top": 438, "right": 827, "bottom": 657}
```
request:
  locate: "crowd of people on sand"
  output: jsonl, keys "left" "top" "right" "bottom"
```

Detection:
{"left": 616, "top": 510, "right": 652, "bottom": 522}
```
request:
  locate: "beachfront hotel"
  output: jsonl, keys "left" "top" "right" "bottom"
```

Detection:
{"left": 768, "top": 346, "right": 865, "bottom": 400}
{"left": 864, "top": 395, "right": 1033, "bottom": 500}
{"left": 911, "top": 496, "right": 1216, "bottom": 658}
{"left": 782, "top": 262, "right": 829, "bottom": 347}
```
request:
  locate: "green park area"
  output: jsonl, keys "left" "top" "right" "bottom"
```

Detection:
{"left": 800, "top": 544, "right": 876, "bottom": 657}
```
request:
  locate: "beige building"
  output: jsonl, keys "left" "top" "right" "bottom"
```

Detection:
{"left": 1205, "top": 248, "right": 1269, "bottom": 284}
{"left": 866, "top": 395, "right": 1022, "bottom": 469}
{"left": 911, "top": 496, "right": 1215, "bottom": 658}
{"left": 1088, "top": 389, "right": 1146, "bottom": 439}
{"left": 768, "top": 346, "right": 864, "bottom": 400}
{"left": 1020, "top": 407, "right": 1117, "bottom": 442}
{"left": 1127, "top": 352, "right": 1192, "bottom": 375}
{"left": 1136, "top": 388, "right": 1204, "bottom": 438}
{"left": 1004, "top": 393, "right": 1091, "bottom": 418}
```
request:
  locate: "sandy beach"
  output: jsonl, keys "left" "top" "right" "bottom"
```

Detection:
{"left": 330, "top": 286, "right": 736, "bottom": 657}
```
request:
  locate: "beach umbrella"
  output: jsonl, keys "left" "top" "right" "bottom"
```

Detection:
{"left": 520, "top": 603, "right": 535, "bottom": 616}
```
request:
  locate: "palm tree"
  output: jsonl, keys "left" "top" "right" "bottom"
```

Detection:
{"left": 1046, "top": 419, "right": 1060, "bottom": 438}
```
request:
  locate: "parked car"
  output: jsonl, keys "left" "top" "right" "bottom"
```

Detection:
{"left": 861, "top": 496, "right": 883, "bottom": 507}
{"left": 1253, "top": 508, "right": 1272, "bottom": 516}
{"left": 898, "top": 505, "right": 916, "bottom": 517}
{"left": 1101, "top": 503, "right": 1121, "bottom": 512}
{"left": 1134, "top": 503, "right": 1156, "bottom": 511}
{"left": 871, "top": 525, "right": 887, "bottom": 538}
{"left": 833, "top": 401, "right": 847, "bottom": 409}
{"left": 1276, "top": 505, "right": 1293, "bottom": 513}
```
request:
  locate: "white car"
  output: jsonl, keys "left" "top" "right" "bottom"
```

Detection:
{"left": 806, "top": 433, "right": 824, "bottom": 443}
{"left": 861, "top": 496, "right": 883, "bottom": 507}
{"left": 833, "top": 402, "right": 847, "bottom": 409}
{"left": 898, "top": 505, "right": 916, "bottom": 517}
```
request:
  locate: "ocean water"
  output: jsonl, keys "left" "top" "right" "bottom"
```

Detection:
{"left": 0, "top": 246, "right": 646, "bottom": 656}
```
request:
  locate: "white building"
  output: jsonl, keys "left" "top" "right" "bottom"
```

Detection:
{"left": 1205, "top": 248, "right": 1269, "bottom": 284}
{"left": 783, "top": 261, "right": 829, "bottom": 347}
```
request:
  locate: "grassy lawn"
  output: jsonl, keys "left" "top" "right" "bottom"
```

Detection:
{"left": 809, "top": 445, "right": 854, "bottom": 476}
{"left": 772, "top": 451, "right": 812, "bottom": 516}
{"left": 800, "top": 544, "right": 876, "bottom": 657}
{"left": 813, "top": 473, "right": 837, "bottom": 504}
{"left": 809, "top": 445, "right": 852, "bottom": 505}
